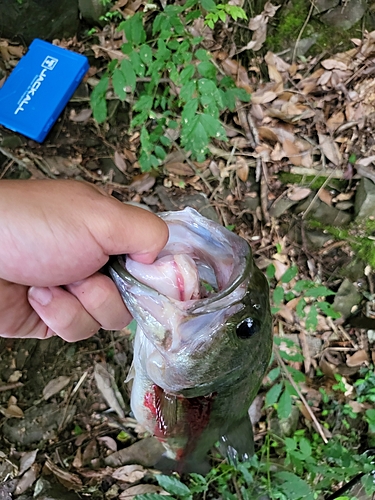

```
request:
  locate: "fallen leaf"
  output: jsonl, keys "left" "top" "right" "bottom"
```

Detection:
{"left": 283, "top": 139, "right": 303, "bottom": 166}
{"left": 114, "top": 151, "right": 127, "bottom": 174}
{"left": 321, "top": 59, "right": 348, "bottom": 71}
{"left": 318, "top": 188, "right": 333, "bottom": 206}
{"left": 164, "top": 162, "right": 194, "bottom": 176}
{"left": 119, "top": 484, "right": 169, "bottom": 499}
{"left": 112, "top": 464, "right": 146, "bottom": 483}
{"left": 318, "top": 134, "right": 342, "bottom": 166}
{"left": 7, "top": 370, "right": 22, "bottom": 383}
{"left": 19, "top": 450, "right": 38, "bottom": 475}
{"left": 128, "top": 173, "right": 156, "bottom": 193}
{"left": 235, "top": 156, "right": 249, "bottom": 182}
{"left": 287, "top": 187, "right": 311, "bottom": 201}
{"left": 251, "top": 90, "right": 277, "bottom": 104}
{"left": 15, "top": 464, "right": 39, "bottom": 495}
{"left": 97, "top": 436, "right": 118, "bottom": 452}
{"left": 45, "top": 457, "right": 82, "bottom": 491}
{"left": 69, "top": 108, "right": 92, "bottom": 122}
{"left": 43, "top": 376, "right": 71, "bottom": 400}
{"left": 94, "top": 363, "right": 125, "bottom": 419}
{"left": 326, "top": 111, "right": 344, "bottom": 132}
{"left": 346, "top": 349, "right": 369, "bottom": 367}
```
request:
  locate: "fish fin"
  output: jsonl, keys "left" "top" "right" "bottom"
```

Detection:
{"left": 125, "top": 362, "right": 135, "bottom": 384}
{"left": 219, "top": 416, "right": 254, "bottom": 465}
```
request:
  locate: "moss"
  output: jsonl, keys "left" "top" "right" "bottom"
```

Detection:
{"left": 309, "top": 220, "right": 375, "bottom": 268}
{"left": 279, "top": 172, "right": 346, "bottom": 191}
{"left": 265, "top": 0, "right": 365, "bottom": 57}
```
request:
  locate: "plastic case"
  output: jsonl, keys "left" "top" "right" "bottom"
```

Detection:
{"left": 0, "top": 39, "right": 89, "bottom": 142}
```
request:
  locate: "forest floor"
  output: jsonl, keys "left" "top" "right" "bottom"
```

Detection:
{"left": 0, "top": 2, "right": 375, "bottom": 499}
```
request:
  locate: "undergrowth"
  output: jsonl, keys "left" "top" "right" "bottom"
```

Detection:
{"left": 90, "top": 1, "right": 250, "bottom": 172}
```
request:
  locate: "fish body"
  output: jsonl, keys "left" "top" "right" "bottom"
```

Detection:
{"left": 110, "top": 207, "right": 272, "bottom": 471}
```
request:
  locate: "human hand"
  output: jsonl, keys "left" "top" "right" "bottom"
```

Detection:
{"left": 0, "top": 179, "right": 168, "bottom": 341}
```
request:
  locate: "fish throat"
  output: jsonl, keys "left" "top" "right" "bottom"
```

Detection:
{"left": 144, "top": 384, "right": 217, "bottom": 459}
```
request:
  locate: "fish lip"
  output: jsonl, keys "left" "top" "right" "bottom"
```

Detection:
{"left": 110, "top": 247, "right": 253, "bottom": 315}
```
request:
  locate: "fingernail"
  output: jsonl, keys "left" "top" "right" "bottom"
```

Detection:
{"left": 28, "top": 287, "right": 53, "bottom": 306}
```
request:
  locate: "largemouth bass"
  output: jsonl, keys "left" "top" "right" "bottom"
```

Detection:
{"left": 110, "top": 207, "right": 272, "bottom": 472}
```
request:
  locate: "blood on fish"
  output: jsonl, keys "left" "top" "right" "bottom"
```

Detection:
{"left": 152, "top": 384, "right": 216, "bottom": 462}
{"left": 144, "top": 391, "right": 157, "bottom": 417}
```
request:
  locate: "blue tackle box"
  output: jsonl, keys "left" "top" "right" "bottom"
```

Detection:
{"left": 0, "top": 39, "right": 89, "bottom": 142}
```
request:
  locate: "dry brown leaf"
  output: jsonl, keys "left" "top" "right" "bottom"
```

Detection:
{"left": 43, "top": 376, "right": 71, "bottom": 400}
{"left": 251, "top": 90, "right": 277, "bottom": 104}
{"left": 321, "top": 59, "right": 348, "bottom": 71}
{"left": 164, "top": 162, "right": 194, "bottom": 176}
{"left": 270, "top": 142, "right": 284, "bottom": 161}
{"left": 94, "top": 363, "right": 125, "bottom": 419}
{"left": 235, "top": 157, "right": 249, "bottom": 182}
{"left": 347, "top": 400, "right": 365, "bottom": 413}
{"left": 287, "top": 187, "right": 311, "bottom": 201}
{"left": 15, "top": 465, "right": 39, "bottom": 495}
{"left": 220, "top": 58, "right": 252, "bottom": 94}
{"left": 112, "top": 464, "right": 146, "bottom": 483}
{"left": 45, "top": 457, "right": 83, "bottom": 490}
{"left": 114, "top": 151, "right": 127, "bottom": 174}
{"left": 276, "top": 304, "right": 294, "bottom": 323}
{"left": 69, "top": 108, "right": 92, "bottom": 122}
{"left": 346, "top": 349, "right": 369, "bottom": 367}
{"left": 318, "top": 134, "right": 342, "bottom": 165}
{"left": 273, "top": 259, "right": 288, "bottom": 281}
{"left": 1, "top": 404, "right": 24, "bottom": 418}
{"left": 8, "top": 370, "right": 22, "bottom": 383}
{"left": 317, "top": 70, "right": 332, "bottom": 87}
{"left": 19, "top": 450, "right": 38, "bottom": 476}
{"left": 119, "top": 484, "right": 169, "bottom": 499}
{"left": 128, "top": 173, "right": 156, "bottom": 193}
{"left": 326, "top": 111, "right": 345, "bottom": 132}
{"left": 283, "top": 139, "right": 303, "bottom": 166}
{"left": 318, "top": 188, "right": 333, "bottom": 206}
{"left": 258, "top": 126, "right": 279, "bottom": 143}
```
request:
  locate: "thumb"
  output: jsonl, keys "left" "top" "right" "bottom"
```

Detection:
{"left": 87, "top": 197, "right": 169, "bottom": 263}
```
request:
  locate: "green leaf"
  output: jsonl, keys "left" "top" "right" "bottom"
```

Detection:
{"left": 197, "top": 61, "right": 216, "bottom": 78}
{"left": 305, "top": 304, "right": 318, "bottom": 331}
{"left": 275, "top": 471, "right": 314, "bottom": 500}
{"left": 267, "top": 366, "right": 280, "bottom": 382}
{"left": 120, "top": 59, "right": 136, "bottom": 92}
{"left": 180, "top": 81, "right": 197, "bottom": 101}
{"left": 195, "top": 48, "right": 210, "bottom": 61}
{"left": 121, "top": 13, "right": 146, "bottom": 46}
{"left": 265, "top": 382, "right": 283, "bottom": 407}
{"left": 277, "top": 389, "right": 292, "bottom": 419}
{"left": 281, "top": 266, "right": 298, "bottom": 283}
{"left": 180, "top": 64, "right": 196, "bottom": 84}
{"left": 90, "top": 76, "right": 109, "bottom": 123}
{"left": 295, "top": 297, "right": 306, "bottom": 318}
{"left": 200, "top": 113, "right": 226, "bottom": 139}
{"left": 129, "top": 50, "right": 145, "bottom": 77}
{"left": 273, "top": 286, "right": 284, "bottom": 305}
{"left": 266, "top": 263, "right": 276, "bottom": 279}
{"left": 287, "top": 366, "right": 306, "bottom": 383}
{"left": 299, "top": 437, "right": 312, "bottom": 457}
{"left": 304, "top": 285, "right": 335, "bottom": 298}
{"left": 200, "top": 0, "right": 216, "bottom": 11}
{"left": 318, "top": 301, "right": 341, "bottom": 319}
{"left": 139, "top": 44, "right": 153, "bottom": 66}
{"left": 133, "top": 495, "right": 170, "bottom": 500}
{"left": 156, "top": 474, "right": 191, "bottom": 496}
{"left": 112, "top": 67, "right": 127, "bottom": 100}
{"left": 154, "top": 145, "right": 167, "bottom": 160}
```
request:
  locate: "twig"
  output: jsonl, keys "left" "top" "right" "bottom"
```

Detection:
{"left": 292, "top": 1, "right": 315, "bottom": 63}
{"left": 302, "top": 170, "right": 334, "bottom": 220}
{"left": 274, "top": 346, "right": 328, "bottom": 444}
{"left": 0, "top": 382, "right": 23, "bottom": 392}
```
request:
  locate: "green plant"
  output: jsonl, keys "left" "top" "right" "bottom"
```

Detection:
{"left": 267, "top": 263, "right": 340, "bottom": 331}
{"left": 90, "top": 3, "right": 250, "bottom": 171}
{"left": 205, "top": 3, "right": 247, "bottom": 29}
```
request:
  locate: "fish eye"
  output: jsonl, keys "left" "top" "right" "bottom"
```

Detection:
{"left": 236, "top": 317, "right": 260, "bottom": 339}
